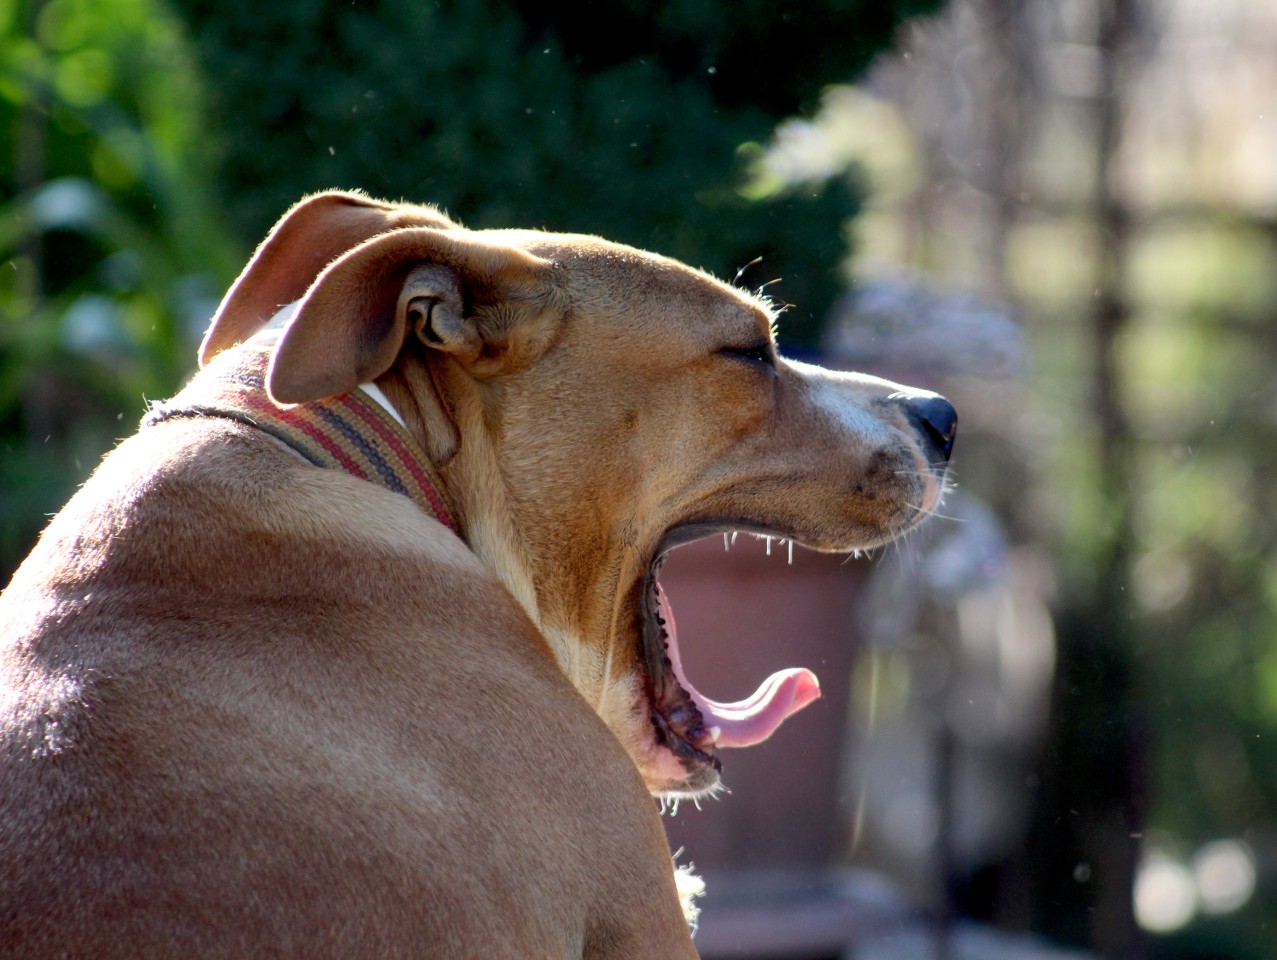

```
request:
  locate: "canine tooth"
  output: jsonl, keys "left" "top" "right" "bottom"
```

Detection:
{"left": 709, "top": 726, "right": 722, "bottom": 744}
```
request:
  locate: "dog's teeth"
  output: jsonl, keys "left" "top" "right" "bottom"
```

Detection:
{"left": 709, "top": 726, "right": 722, "bottom": 744}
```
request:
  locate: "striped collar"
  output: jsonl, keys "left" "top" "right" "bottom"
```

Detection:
{"left": 144, "top": 344, "right": 459, "bottom": 534}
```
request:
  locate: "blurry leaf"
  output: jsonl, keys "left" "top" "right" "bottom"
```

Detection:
{"left": 0, "top": 0, "right": 239, "bottom": 575}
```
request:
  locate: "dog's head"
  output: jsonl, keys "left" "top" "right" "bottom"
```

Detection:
{"left": 202, "top": 191, "right": 956, "bottom": 797}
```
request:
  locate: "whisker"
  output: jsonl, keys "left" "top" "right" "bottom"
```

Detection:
{"left": 921, "top": 509, "right": 966, "bottom": 523}
{"left": 733, "top": 256, "right": 764, "bottom": 287}
{"left": 898, "top": 498, "right": 965, "bottom": 524}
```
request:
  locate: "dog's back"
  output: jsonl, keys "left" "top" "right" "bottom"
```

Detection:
{"left": 1, "top": 415, "right": 694, "bottom": 958}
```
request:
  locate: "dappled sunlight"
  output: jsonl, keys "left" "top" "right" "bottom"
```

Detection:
{"left": 1134, "top": 839, "right": 1256, "bottom": 934}
{"left": 1135, "top": 851, "right": 1197, "bottom": 934}
{"left": 6, "top": 0, "right": 1277, "bottom": 955}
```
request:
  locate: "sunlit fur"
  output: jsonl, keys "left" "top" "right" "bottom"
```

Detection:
{"left": 0, "top": 190, "right": 952, "bottom": 957}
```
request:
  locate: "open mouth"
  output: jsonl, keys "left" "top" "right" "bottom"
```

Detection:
{"left": 640, "top": 524, "right": 823, "bottom": 796}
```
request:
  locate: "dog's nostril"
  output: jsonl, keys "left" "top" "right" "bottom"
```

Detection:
{"left": 902, "top": 396, "right": 958, "bottom": 466}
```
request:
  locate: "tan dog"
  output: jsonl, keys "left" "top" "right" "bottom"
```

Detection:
{"left": 0, "top": 191, "right": 955, "bottom": 958}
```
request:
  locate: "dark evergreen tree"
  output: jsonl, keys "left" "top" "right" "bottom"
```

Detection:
{"left": 170, "top": 0, "right": 944, "bottom": 344}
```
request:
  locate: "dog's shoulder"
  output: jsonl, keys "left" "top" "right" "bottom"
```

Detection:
{"left": 0, "top": 413, "right": 673, "bottom": 956}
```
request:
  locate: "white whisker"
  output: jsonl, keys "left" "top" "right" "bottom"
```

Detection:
{"left": 916, "top": 507, "right": 966, "bottom": 523}
{"left": 733, "top": 256, "right": 764, "bottom": 286}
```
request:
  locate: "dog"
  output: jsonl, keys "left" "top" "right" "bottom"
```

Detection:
{"left": 0, "top": 190, "right": 955, "bottom": 957}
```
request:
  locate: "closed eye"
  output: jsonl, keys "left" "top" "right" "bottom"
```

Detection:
{"left": 718, "top": 342, "right": 776, "bottom": 369}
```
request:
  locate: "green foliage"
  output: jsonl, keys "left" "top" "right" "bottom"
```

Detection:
{"left": 512, "top": 0, "right": 943, "bottom": 116}
{"left": 0, "top": 0, "right": 237, "bottom": 574}
{"left": 169, "top": 0, "right": 941, "bottom": 345}
{"left": 1017, "top": 213, "right": 1277, "bottom": 946}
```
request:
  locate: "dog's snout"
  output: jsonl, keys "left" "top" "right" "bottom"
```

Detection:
{"left": 899, "top": 395, "right": 957, "bottom": 468}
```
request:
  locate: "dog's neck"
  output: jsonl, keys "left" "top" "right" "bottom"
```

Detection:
{"left": 145, "top": 345, "right": 459, "bottom": 534}
{"left": 242, "top": 305, "right": 631, "bottom": 713}
{"left": 442, "top": 422, "right": 643, "bottom": 723}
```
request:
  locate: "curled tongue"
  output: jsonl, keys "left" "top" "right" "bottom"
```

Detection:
{"left": 656, "top": 584, "right": 821, "bottom": 748}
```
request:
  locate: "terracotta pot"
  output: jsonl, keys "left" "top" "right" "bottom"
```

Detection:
{"left": 659, "top": 535, "right": 867, "bottom": 874}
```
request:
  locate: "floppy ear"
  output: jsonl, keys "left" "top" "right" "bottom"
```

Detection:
{"left": 265, "top": 226, "right": 556, "bottom": 407}
{"left": 198, "top": 190, "right": 455, "bottom": 366}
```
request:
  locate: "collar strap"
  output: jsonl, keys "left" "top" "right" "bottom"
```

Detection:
{"left": 144, "top": 345, "right": 459, "bottom": 534}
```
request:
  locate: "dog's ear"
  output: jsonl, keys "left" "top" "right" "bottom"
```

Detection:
{"left": 199, "top": 191, "right": 455, "bottom": 366}
{"left": 265, "top": 226, "right": 556, "bottom": 407}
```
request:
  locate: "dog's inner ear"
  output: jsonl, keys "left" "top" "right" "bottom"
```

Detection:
{"left": 400, "top": 264, "right": 482, "bottom": 362}
{"left": 399, "top": 256, "right": 561, "bottom": 379}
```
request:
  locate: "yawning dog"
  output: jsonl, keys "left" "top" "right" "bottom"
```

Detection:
{"left": 0, "top": 191, "right": 955, "bottom": 957}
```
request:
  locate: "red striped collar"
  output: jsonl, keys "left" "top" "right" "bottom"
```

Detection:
{"left": 145, "top": 345, "right": 459, "bottom": 535}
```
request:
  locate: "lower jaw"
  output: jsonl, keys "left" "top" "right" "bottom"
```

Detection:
{"left": 644, "top": 746, "right": 723, "bottom": 798}
{"left": 640, "top": 560, "right": 721, "bottom": 793}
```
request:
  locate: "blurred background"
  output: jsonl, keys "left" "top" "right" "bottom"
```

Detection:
{"left": 3, "top": 0, "right": 1275, "bottom": 957}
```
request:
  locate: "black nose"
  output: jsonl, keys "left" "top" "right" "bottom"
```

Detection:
{"left": 900, "top": 395, "right": 957, "bottom": 468}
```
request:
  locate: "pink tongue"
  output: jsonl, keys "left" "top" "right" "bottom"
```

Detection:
{"left": 656, "top": 584, "right": 821, "bottom": 748}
